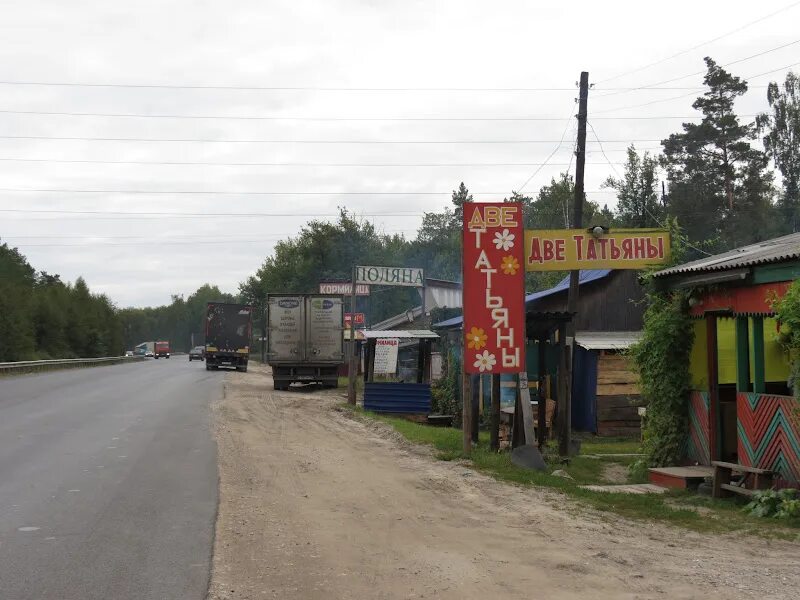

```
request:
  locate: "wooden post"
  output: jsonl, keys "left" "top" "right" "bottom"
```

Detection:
{"left": 706, "top": 313, "right": 719, "bottom": 462}
{"left": 752, "top": 316, "right": 765, "bottom": 394}
{"left": 537, "top": 334, "right": 548, "bottom": 450}
{"left": 735, "top": 316, "right": 750, "bottom": 392}
{"left": 347, "top": 266, "right": 358, "bottom": 405}
{"left": 416, "top": 339, "right": 425, "bottom": 384}
{"left": 490, "top": 374, "right": 501, "bottom": 450}
{"left": 558, "top": 322, "right": 571, "bottom": 457}
{"left": 564, "top": 71, "right": 588, "bottom": 450}
{"left": 517, "top": 370, "right": 536, "bottom": 445}
{"left": 462, "top": 366, "right": 472, "bottom": 455}
{"left": 471, "top": 374, "right": 480, "bottom": 443}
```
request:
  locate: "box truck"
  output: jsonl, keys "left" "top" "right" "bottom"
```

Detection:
{"left": 266, "top": 294, "right": 344, "bottom": 390}
{"left": 205, "top": 302, "right": 252, "bottom": 372}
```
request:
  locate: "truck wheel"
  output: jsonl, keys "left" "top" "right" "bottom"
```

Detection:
{"left": 189, "top": 357, "right": 193, "bottom": 361}
{"left": 166, "top": 355, "right": 170, "bottom": 359}
{"left": 205, "top": 363, "right": 211, "bottom": 371}
{"left": 155, "top": 355, "right": 159, "bottom": 359}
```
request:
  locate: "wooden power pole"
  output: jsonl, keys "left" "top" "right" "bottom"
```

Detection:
{"left": 562, "top": 71, "right": 589, "bottom": 457}
{"left": 347, "top": 265, "right": 358, "bottom": 405}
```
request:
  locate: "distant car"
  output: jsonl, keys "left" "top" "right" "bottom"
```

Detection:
{"left": 125, "top": 350, "right": 134, "bottom": 357}
{"left": 189, "top": 346, "right": 205, "bottom": 361}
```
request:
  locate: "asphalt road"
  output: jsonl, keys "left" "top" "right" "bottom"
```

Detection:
{"left": 0, "top": 358, "right": 221, "bottom": 600}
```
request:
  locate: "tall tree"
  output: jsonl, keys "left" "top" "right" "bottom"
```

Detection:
{"left": 408, "top": 182, "right": 473, "bottom": 282}
{"left": 514, "top": 173, "right": 605, "bottom": 230}
{"left": 757, "top": 71, "right": 800, "bottom": 230}
{"left": 662, "top": 57, "right": 774, "bottom": 248}
{"left": 604, "top": 145, "right": 663, "bottom": 227}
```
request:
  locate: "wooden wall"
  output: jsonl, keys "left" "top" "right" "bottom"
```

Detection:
{"left": 534, "top": 271, "right": 645, "bottom": 332}
{"left": 596, "top": 352, "right": 643, "bottom": 437}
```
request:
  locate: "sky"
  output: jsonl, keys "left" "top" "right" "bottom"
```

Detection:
{"left": 0, "top": 0, "right": 798, "bottom": 307}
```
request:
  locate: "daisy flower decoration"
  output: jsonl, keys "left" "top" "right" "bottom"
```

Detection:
{"left": 493, "top": 228, "right": 515, "bottom": 251}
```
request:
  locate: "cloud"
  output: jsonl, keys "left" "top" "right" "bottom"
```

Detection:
{"left": 0, "top": 0, "right": 796, "bottom": 306}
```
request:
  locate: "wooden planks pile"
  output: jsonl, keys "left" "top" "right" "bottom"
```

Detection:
{"left": 596, "top": 352, "right": 644, "bottom": 437}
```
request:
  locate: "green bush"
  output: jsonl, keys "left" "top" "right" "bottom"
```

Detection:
{"left": 745, "top": 488, "right": 800, "bottom": 519}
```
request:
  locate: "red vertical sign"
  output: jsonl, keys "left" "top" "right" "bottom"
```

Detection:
{"left": 462, "top": 202, "right": 526, "bottom": 374}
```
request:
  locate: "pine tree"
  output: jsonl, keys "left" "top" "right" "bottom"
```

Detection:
{"left": 662, "top": 57, "right": 774, "bottom": 248}
{"left": 757, "top": 71, "right": 800, "bottom": 230}
{"left": 604, "top": 146, "right": 663, "bottom": 228}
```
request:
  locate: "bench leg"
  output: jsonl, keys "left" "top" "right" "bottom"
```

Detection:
{"left": 712, "top": 466, "right": 731, "bottom": 498}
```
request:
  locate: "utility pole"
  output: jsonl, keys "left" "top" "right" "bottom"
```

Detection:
{"left": 347, "top": 265, "right": 358, "bottom": 405}
{"left": 562, "top": 71, "right": 589, "bottom": 457}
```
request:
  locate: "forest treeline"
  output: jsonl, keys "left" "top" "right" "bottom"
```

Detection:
{"left": 2, "top": 60, "right": 798, "bottom": 361}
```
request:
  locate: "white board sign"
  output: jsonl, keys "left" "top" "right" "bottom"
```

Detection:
{"left": 373, "top": 338, "right": 400, "bottom": 374}
{"left": 356, "top": 265, "right": 424, "bottom": 287}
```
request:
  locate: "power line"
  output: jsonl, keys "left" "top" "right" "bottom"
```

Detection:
{"left": 0, "top": 208, "right": 427, "bottom": 218}
{"left": 0, "top": 187, "right": 617, "bottom": 196}
{"left": 587, "top": 122, "right": 622, "bottom": 179}
{"left": 517, "top": 104, "right": 576, "bottom": 192}
{"left": 595, "top": 0, "right": 800, "bottom": 85}
{"left": 0, "top": 135, "right": 666, "bottom": 144}
{"left": 0, "top": 108, "right": 758, "bottom": 121}
{"left": 0, "top": 157, "right": 626, "bottom": 168}
{"left": 596, "top": 61, "right": 800, "bottom": 114}
{"left": 596, "top": 38, "right": 800, "bottom": 98}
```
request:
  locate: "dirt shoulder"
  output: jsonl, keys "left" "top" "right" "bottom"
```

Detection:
{"left": 208, "top": 364, "right": 798, "bottom": 600}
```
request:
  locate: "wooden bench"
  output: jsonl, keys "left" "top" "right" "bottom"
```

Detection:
{"left": 711, "top": 460, "right": 773, "bottom": 498}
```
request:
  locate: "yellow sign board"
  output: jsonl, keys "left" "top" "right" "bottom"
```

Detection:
{"left": 524, "top": 228, "right": 670, "bottom": 271}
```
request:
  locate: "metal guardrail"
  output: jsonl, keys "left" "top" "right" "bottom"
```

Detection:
{"left": 0, "top": 355, "right": 146, "bottom": 375}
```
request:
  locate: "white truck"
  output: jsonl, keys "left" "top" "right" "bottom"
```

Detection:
{"left": 266, "top": 294, "right": 345, "bottom": 390}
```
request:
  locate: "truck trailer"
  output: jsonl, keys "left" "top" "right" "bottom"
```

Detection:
{"left": 205, "top": 302, "right": 252, "bottom": 372}
{"left": 266, "top": 294, "right": 344, "bottom": 390}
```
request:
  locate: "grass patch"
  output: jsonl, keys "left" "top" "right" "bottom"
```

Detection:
{"left": 577, "top": 436, "right": 643, "bottom": 456}
{"left": 349, "top": 406, "right": 800, "bottom": 539}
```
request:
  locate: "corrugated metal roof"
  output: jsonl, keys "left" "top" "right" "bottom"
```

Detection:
{"left": 575, "top": 331, "right": 642, "bottom": 350}
{"left": 372, "top": 306, "right": 422, "bottom": 330}
{"left": 432, "top": 270, "right": 612, "bottom": 329}
{"left": 654, "top": 232, "right": 800, "bottom": 278}
{"left": 362, "top": 329, "right": 439, "bottom": 339}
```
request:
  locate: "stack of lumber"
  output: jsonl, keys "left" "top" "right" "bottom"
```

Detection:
{"left": 596, "top": 353, "right": 643, "bottom": 437}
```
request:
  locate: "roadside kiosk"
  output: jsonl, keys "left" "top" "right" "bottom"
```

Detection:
{"left": 361, "top": 330, "right": 439, "bottom": 415}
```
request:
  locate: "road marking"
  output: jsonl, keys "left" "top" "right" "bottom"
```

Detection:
{"left": 18, "top": 527, "right": 40, "bottom": 532}
{"left": 68, "top": 489, "right": 80, "bottom": 493}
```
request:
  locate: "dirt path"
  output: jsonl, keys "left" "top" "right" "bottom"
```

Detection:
{"left": 207, "top": 365, "right": 798, "bottom": 600}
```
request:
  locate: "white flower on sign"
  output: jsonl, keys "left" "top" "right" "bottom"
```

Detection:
{"left": 473, "top": 350, "right": 497, "bottom": 373}
{"left": 493, "top": 229, "right": 515, "bottom": 251}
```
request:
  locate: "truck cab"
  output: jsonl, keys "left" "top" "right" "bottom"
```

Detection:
{"left": 154, "top": 341, "right": 170, "bottom": 359}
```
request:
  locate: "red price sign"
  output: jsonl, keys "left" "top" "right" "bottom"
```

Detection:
{"left": 344, "top": 313, "right": 365, "bottom": 328}
{"left": 462, "top": 202, "right": 526, "bottom": 374}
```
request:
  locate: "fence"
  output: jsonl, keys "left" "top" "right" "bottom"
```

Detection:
{"left": 0, "top": 356, "right": 146, "bottom": 375}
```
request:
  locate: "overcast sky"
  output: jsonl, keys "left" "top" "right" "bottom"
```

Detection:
{"left": 0, "top": 0, "right": 797, "bottom": 307}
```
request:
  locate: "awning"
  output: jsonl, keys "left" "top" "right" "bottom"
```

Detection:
{"left": 362, "top": 329, "right": 439, "bottom": 339}
{"left": 575, "top": 331, "right": 642, "bottom": 350}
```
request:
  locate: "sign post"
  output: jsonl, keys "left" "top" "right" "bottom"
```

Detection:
{"left": 347, "top": 265, "right": 358, "bottom": 404}
{"left": 462, "top": 202, "right": 526, "bottom": 454}
{"left": 347, "top": 264, "right": 425, "bottom": 405}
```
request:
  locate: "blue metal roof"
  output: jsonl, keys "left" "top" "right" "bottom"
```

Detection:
{"left": 432, "top": 269, "right": 612, "bottom": 329}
